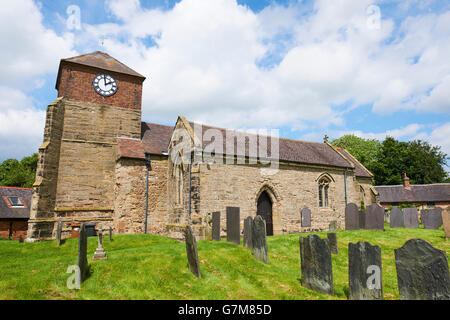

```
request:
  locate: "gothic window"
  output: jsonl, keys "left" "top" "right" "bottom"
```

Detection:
{"left": 318, "top": 177, "right": 330, "bottom": 208}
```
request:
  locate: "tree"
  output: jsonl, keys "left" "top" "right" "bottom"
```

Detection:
{"left": 0, "top": 153, "right": 38, "bottom": 188}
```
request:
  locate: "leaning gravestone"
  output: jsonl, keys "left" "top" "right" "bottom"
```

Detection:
{"left": 327, "top": 233, "right": 338, "bottom": 254}
{"left": 359, "top": 210, "right": 365, "bottom": 229}
{"left": 212, "top": 211, "right": 221, "bottom": 241}
{"left": 301, "top": 207, "right": 311, "bottom": 228}
{"left": 348, "top": 241, "right": 383, "bottom": 300}
{"left": 184, "top": 225, "right": 201, "bottom": 278}
{"left": 226, "top": 207, "right": 240, "bottom": 245}
{"left": 421, "top": 208, "right": 443, "bottom": 230}
{"left": 329, "top": 220, "right": 338, "bottom": 232}
{"left": 252, "top": 216, "right": 268, "bottom": 263}
{"left": 78, "top": 223, "right": 89, "bottom": 283}
{"left": 299, "top": 234, "right": 334, "bottom": 295}
{"left": 390, "top": 207, "right": 404, "bottom": 228}
{"left": 365, "top": 204, "right": 384, "bottom": 230}
{"left": 443, "top": 207, "right": 450, "bottom": 238}
{"left": 403, "top": 207, "right": 419, "bottom": 228}
{"left": 345, "top": 203, "right": 360, "bottom": 230}
{"left": 395, "top": 239, "right": 450, "bottom": 300}
{"left": 243, "top": 216, "right": 253, "bottom": 249}
{"left": 56, "top": 219, "right": 62, "bottom": 246}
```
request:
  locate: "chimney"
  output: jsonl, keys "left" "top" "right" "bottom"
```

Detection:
{"left": 403, "top": 172, "right": 410, "bottom": 189}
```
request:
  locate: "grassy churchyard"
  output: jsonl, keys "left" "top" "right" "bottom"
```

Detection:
{"left": 0, "top": 225, "right": 448, "bottom": 300}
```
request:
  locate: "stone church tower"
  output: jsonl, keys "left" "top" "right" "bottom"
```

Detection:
{"left": 27, "top": 52, "right": 146, "bottom": 241}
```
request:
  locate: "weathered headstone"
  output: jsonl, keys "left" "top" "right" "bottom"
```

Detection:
{"left": 345, "top": 203, "right": 360, "bottom": 230}
{"left": 226, "top": 207, "right": 240, "bottom": 245}
{"left": 212, "top": 211, "right": 220, "bottom": 241}
{"left": 93, "top": 223, "right": 107, "bottom": 261}
{"left": 243, "top": 216, "right": 253, "bottom": 249}
{"left": 443, "top": 207, "right": 450, "bottom": 238}
{"left": 301, "top": 207, "right": 311, "bottom": 228}
{"left": 348, "top": 241, "right": 383, "bottom": 300}
{"left": 252, "top": 216, "right": 268, "bottom": 263}
{"left": 299, "top": 234, "right": 334, "bottom": 295}
{"left": 109, "top": 226, "right": 113, "bottom": 241}
{"left": 365, "top": 203, "right": 384, "bottom": 230}
{"left": 327, "top": 233, "right": 338, "bottom": 254}
{"left": 395, "top": 239, "right": 450, "bottom": 300}
{"left": 384, "top": 211, "right": 390, "bottom": 224}
{"left": 78, "top": 223, "right": 89, "bottom": 283}
{"left": 56, "top": 219, "right": 62, "bottom": 246}
{"left": 184, "top": 225, "right": 201, "bottom": 278}
{"left": 421, "top": 208, "right": 443, "bottom": 230}
{"left": 403, "top": 207, "right": 419, "bottom": 228}
{"left": 329, "top": 220, "right": 338, "bottom": 232}
{"left": 18, "top": 235, "right": 24, "bottom": 243}
{"left": 359, "top": 210, "right": 365, "bottom": 229}
{"left": 390, "top": 207, "right": 404, "bottom": 228}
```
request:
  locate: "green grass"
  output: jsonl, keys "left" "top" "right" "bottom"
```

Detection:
{"left": 0, "top": 225, "right": 448, "bottom": 300}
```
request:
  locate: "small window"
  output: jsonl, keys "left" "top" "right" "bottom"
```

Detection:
{"left": 8, "top": 196, "right": 24, "bottom": 207}
{"left": 427, "top": 202, "right": 435, "bottom": 207}
{"left": 318, "top": 177, "right": 330, "bottom": 208}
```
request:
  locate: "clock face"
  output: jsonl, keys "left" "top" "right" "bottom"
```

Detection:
{"left": 93, "top": 74, "right": 118, "bottom": 97}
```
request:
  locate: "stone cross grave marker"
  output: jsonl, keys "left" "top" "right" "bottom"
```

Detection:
{"left": 327, "top": 233, "right": 338, "bottom": 254}
{"left": 93, "top": 223, "right": 107, "bottom": 261}
{"left": 345, "top": 203, "right": 360, "bottom": 230}
{"left": 329, "top": 220, "right": 338, "bottom": 232}
{"left": 226, "top": 207, "right": 240, "bottom": 245}
{"left": 395, "top": 239, "right": 450, "bottom": 300}
{"left": 348, "top": 241, "right": 383, "bottom": 300}
{"left": 109, "top": 226, "right": 113, "bottom": 241}
{"left": 365, "top": 203, "right": 384, "bottom": 230}
{"left": 389, "top": 207, "right": 404, "bottom": 228}
{"left": 78, "top": 223, "right": 89, "bottom": 283}
{"left": 443, "top": 207, "right": 450, "bottom": 238}
{"left": 243, "top": 216, "right": 253, "bottom": 249}
{"left": 252, "top": 216, "right": 268, "bottom": 263}
{"left": 403, "top": 207, "right": 419, "bottom": 228}
{"left": 56, "top": 219, "right": 62, "bottom": 246}
{"left": 421, "top": 207, "right": 443, "bottom": 230}
{"left": 301, "top": 207, "right": 311, "bottom": 228}
{"left": 212, "top": 211, "right": 220, "bottom": 241}
{"left": 359, "top": 210, "right": 365, "bottom": 229}
{"left": 185, "top": 225, "right": 201, "bottom": 278}
{"left": 299, "top": 234, "right": 334, "bottom": 295}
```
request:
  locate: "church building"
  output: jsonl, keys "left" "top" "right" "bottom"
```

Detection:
{"left": 26, "top": 52, "right": 377, "bottom": 241}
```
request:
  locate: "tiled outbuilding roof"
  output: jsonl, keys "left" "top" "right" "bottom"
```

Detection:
{"left": 375, "top": 184, "right": 450, "bottom": 203}
{"left": 0, "top": 186, "right": 32, "bottom": 219}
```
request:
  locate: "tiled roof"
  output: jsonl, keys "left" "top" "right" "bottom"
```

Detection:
{"left": 333, "top": 147, "right": 373, "bottom": 178}
{"left": 375, "top": 184, "right": 450, "bottom": 203}
{"left": 141, "top": 122, "right": 174, "bottom": 155}
{"left": 0, "top": 186, "right": 32, "bottom": 219}
{"left": 117, "top": 138, "right": 146, "bottom": 160}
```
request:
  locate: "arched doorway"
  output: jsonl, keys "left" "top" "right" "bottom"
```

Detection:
{"left": 257, "top": 191, "right": 273, "bottom": 236}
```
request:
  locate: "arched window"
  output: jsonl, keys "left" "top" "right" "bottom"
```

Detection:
{"left": 318, "top": 177, "right": 330, "bottom": 207}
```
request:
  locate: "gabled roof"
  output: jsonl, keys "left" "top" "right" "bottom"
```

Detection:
{"left": 332, "top": 147, "right": 373, "bottom": 178}
{"left": 0, "top": 186, "right": 32, "bottom": 219}
{"left": 56, "top": 51, "right": 145, "bottom": 89}
{"left": 375, "top": 184, "right": 450, "bottom": 203}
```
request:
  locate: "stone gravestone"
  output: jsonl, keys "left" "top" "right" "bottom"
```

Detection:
{"left": 18, "top": 235, "right": 24, "bottom": 243}
{"left": 184, "top": 225, "right": 201, "bottom": 278}
{"left": 109, "top": 226, "right": 113, "bottom": 241}
{"left": 301, "top": 207, "right": 311, "bottom": 228}
{"left": 93, "top": 224, "right": 107, "bottom": 261}
{"left": 212, "top": 211, "right": 220, "bottom": 241}
{"left": 359, "top": 210, "right": 365, "bottom": 229}
{"left": 403, "top": 207, "right": 419, "bottom": 228}
{"left": 345, "top": 203, "right": 360, "bottom": 230}
{"left": 390, "top": 207, "right": 404, "bottom": 228}
{"left": 56, "top": 219, "right": 62, "bottom": 246}
{"left": 348, "top": 242, "right": 383, "bottom": 300}
{"left": 329, "top": 220, "right": 338, "bottom": 232}
{"left": 327, "top": 233, "right": 338, "bottom": 254}
{"left": 365, "top": 204, "right": 384, "bottom": 230}
{"left": 243, "top": 216, "right": 253, "bottom": 249}
{"left": 251, "top": 216, "right": 268, "bottom": 263}
{"left": 226, "top": 207, "right": 240, "bottom": 245}
{"left": 443, "top": 207, "right": 450, "bottom": 238}
{"left": 78, "top": 223, "right": 89, "bottom": 283}
{"left": 299, "top": 234, "right": 334, "bottom": 295}
{"left": 395, "top": 239, "right": 450, "bottom": 300}
{"left": 421, "top": 208, "right": 443, "bottom": 230}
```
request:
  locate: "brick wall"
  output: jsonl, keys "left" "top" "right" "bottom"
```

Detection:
{"left": 0, "top": 220, "right": 28, "bottom": 240}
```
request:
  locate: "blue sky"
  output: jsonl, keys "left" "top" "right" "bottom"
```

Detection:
{"left": 0, "top": 0, "right": 449, "bottom": 168}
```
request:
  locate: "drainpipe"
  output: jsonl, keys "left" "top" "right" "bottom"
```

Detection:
{"left": 344, "top": 168, "right": 348, "bottom": 206}
{"left": 144, "top": 153, "right": 151, "bottom": 234}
